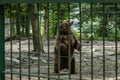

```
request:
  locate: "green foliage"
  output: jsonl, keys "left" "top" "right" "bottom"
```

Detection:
{"left": 49, "top": 3, "right": 78, "bottom": 38}
{"left": 106, "top": 28, "right": 120, "bottom": 40}
{"left": 71, "top": 28, "right": 80, "bottom": 38}
{"left": 5, "top": 4, "right": 28, "bottom": 18}
{"left": 4, "top": 3, "right": 120, "bottom": 41}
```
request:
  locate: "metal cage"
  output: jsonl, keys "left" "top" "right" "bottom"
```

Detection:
{"left": 0, "top": 0, "right": 120, "bottom": 80}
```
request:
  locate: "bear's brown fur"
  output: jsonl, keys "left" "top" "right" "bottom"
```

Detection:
{"left": 54, "top": 20, "right": 80, "bottom": 74}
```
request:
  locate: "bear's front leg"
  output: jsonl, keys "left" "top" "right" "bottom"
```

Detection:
{"left": 71, "top": 57, "right": 76, "bottom": 74}
{"left": 54, "top": 54, "right": 58, "bottom": 74}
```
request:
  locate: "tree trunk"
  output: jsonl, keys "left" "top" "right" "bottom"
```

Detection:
{"left": 25, "top": 15, "right": 29, "bottom": 37}
{"left": 16, "top": 17, "right": 20, "bottom": 36}
{"left": 43, "top": 5, "right": 49, "bottom": 41}
{"left": 29, "top": 4, "right": 45, "bottom": 54}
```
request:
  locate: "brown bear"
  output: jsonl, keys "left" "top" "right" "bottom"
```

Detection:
{"left": 54, "top": 20, "right": 80, "bottom": 74}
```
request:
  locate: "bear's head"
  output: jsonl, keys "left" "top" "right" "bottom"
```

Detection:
{"left": 59, "top": 20, "right": 73, "bottom": 34}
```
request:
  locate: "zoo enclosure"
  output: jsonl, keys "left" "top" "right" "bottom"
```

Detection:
{"left": 0, "top": 0, "right": 120, "bottom": 80}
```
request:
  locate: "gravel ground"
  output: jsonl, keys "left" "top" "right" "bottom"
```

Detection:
{"left": 5, "top": 39, "right": 120, "bottom": 80}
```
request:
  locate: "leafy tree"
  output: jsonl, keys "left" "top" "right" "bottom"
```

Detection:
{"left": 5, "top": 4, "right": 45, "bottom": 54}
{"left": 5, "top": 4, "right": 29, "bottom": 37}
{"left": 49, "top": 3, "right": 79, "bottom": 37}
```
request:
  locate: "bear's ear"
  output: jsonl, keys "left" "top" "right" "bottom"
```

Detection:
{"left": 66, "top": 20, "right": 73, "bottom": 26}
{"left": 70, "top": 21, "right": 73, "bottom": 26}
{"left": 59, "top": 20, "right": 62, "bottom": 23}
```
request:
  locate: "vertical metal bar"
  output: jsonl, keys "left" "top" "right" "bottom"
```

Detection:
{"left": 0, "top": 4, "right": 5, "bottom": 80}
{"left": 115, "top": 3, "right": 118, "bottom": 80}
{"left": 90, "top": 3, "right": 93, "bottom": 80}
{"left": 47, "top": 3, "right": 50, "bottom": 80}
{"left": 9, "top": 4, "right": 13, "bottom": 80}
{"left": 57, "top": 3, "right": 61, "bottom": 78}
{"left": 39, "top": 7, "right": 42, "bottom": 80}
{"left": 37, "top": 4, "right": 40, "bottom": 80}
{"left": 68, "top": 3, "right": 71, "bottom": 79}
{"left": 78, "top": 3, "right": 82, "bottom": 80}
{"left": 18, "top": 3, "right": 22, "bottom": 80}
{"left": 102, "top": 3, "right": 106, "bottom": 80}
{"left": 106, "top": 8, "right": 109, "bottom": 35}
{"left": 52, "top": 10, "right": 55, "bottom": 34}
{"left": 28, "top": 3, "right": 31, "bottom": 80}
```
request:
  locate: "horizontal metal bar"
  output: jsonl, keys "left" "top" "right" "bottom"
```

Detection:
{"left": 0, "top": 0, "right": 120, "bottom": 4}
{"left": 3, "top": 71, "right": 67, "bottom": 80}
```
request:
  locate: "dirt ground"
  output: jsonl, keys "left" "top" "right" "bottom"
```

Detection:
{"left": 5, "top": 39, "right": 120, "bottom": 80}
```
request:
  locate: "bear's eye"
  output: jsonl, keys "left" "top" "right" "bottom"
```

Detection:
{"left": 65, "top": 24, "right": 69, "bottom": 28}
{"left": 59, "top": 25, "right": 62, "bottom": 28}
